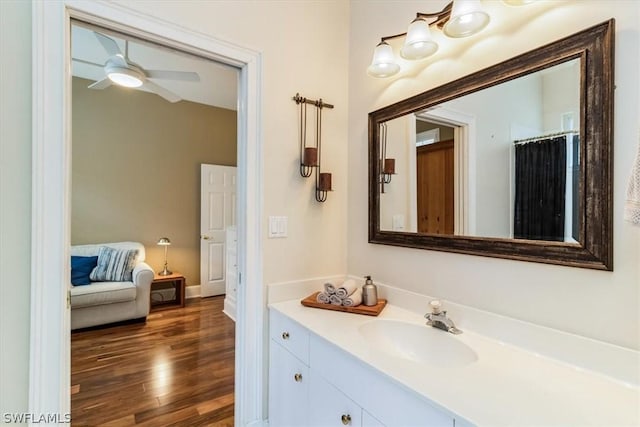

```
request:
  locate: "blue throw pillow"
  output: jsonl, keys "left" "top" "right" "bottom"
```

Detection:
{"left": 71, "top": 256, "right": 98, "bottom": 286}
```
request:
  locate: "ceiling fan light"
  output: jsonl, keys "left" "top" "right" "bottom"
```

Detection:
{"left": 401, "top": 18, "right": 438, "bottom": 60}
{"left": 106, "top": 66, "right": 143, "bottom": 88}
{"left": 367, "top": 41, "right": 400, "bottom": 78}
{"left": 444, "top": 0, "right": 490, "bottom": 38}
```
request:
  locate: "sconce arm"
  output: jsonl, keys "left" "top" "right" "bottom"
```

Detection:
{"left": 378, "top": 1, "right": 453, "bottom": 44}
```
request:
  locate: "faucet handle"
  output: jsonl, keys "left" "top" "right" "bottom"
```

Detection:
{"left": 429, "top": 300, "right": 442, "bottom": 314}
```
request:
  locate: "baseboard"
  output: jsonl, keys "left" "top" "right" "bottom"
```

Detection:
{"left": 223, "top": 297, "right": 236, "bottom": 321}
{"left": 185, "top": 285, "right": 201, "bottom": 299}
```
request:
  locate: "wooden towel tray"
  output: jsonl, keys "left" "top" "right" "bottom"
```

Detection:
{"left": 300, "top": 291, "right": 387, "bottom": 316}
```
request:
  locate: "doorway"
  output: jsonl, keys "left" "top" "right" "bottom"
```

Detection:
{"left": 69, "top": 20, "right": 241, "bottom": 424}
{"left": 31, "top": 2, "right": 264, "bottom": 424}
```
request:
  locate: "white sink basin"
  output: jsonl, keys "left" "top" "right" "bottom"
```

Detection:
{"left": 358, "top": 319, "right": 478, "bottom": 368}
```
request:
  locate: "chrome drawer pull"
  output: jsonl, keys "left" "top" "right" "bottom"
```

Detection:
{"left": 294, "top": 373, "right": 303, "bottom": 382}
{"left": 341, "top": 414, "right": 351, "bottom": 425}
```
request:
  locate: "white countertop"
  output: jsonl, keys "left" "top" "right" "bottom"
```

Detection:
{"left": 270, "top": 299, "right": 640, "bottom": 427}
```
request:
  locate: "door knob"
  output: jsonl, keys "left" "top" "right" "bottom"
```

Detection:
{"left": 341, "top": 414, "right": 351, "bottom": 425}
{"left": 201, "top": 235, "right": 211, "bottom": 240}
{"left": 294, "top": 373, "right": 302, "bottom": 382}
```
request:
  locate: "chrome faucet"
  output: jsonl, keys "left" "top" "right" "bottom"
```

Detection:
{"left": 425, "top": 300, "right": 462, "bottom": 335}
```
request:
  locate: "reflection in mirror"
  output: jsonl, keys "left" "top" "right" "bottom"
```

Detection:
{"left": 369, "top": 20, "right": 614, "bottom": 270}
{"left": 379, "top": 59, "right": 581, "bottom": 242}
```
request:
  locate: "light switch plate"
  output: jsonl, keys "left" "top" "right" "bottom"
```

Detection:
{"left": 268, "top": 216, "right": 288, "bottom": 238}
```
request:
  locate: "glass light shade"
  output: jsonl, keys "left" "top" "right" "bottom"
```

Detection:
{"left": 106, "top": 67, "right": 144, "bottom": 88}
{"left": 367, "top": 42, "right": 400, "bottom": 78}
{"left": 443, "top": 0, "right": 490, "bottom": 38}
{"left": 503, "top": 0, "right": 536, "bottom": 4}
{"left": 400, "top": 19, "right": 438, "bottom": 60}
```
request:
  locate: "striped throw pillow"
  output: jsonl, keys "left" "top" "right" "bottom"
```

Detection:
{"left": 89, "top": 246, "right": 139, "bottom": 282}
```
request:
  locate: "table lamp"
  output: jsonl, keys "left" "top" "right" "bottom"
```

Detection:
{"left": 157, "top": 237, "right": 172, "bottom": 276}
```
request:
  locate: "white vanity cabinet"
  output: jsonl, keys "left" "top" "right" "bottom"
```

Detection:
{"left": 269, "top": 309, "right": 455, "bottom": 427}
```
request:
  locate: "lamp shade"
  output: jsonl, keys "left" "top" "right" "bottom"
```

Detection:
{"left": 367, "top": 42, "right": 400, "bottom": 78}
{"left": 401, "top": 18, "right": 438, "bottom": 60}
{"left": 157, "top": 237, "right": 171, "bottom": 246}
{"left": 443, "top": 0, "right": 490, "bottom": 38}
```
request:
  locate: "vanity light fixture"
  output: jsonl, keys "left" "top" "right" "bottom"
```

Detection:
{"left": 379, "top": 122, "right": 396, "bottom": 193}
{"left": 293, "top": 93, "right": 335, "bottom": 202}
{"left": 368, "top": 0, "right": 534, "bottom": 78}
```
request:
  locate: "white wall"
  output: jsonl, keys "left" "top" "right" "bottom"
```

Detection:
{"left": 348, "top": 0, "right": 640, "bottom": 350}
{"left": 111, "top": 1, "right": 350, "bottom": 285}
{"left": 379, "top": 115, "right": 412, "bottom": 231}
{"left": 0, "top": 0, "right": 349, "bottom": 419}
{"left": 442, "top": 73, "right": 543, "bottom": 238}
{"left": 542, "top": 60, "right": 581, "bottom": 132}
{"left": 0, "top": 0, "right": 32, "bottom": 420}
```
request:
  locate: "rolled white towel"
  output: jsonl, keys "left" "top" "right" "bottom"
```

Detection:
{"left": 335, "top": 279, "right": 358, "bottom": 299}
{"left": 329, "top": 294, "right": 342, "bottom": 306}
{"left": 341, "top": 288, "right": 362, "bottom": 307}
{"left": 316, "top": 291, "right": 331, "bottom": 304}
{"left": 324, "top": 282, "right": 337, "bottom": 295}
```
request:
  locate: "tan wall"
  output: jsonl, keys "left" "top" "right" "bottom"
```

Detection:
{"left": 71, "top": 77, "right": 237, "bottom": 287}
{"left": 416, "top": 121, "right": 454, "bottom": 141}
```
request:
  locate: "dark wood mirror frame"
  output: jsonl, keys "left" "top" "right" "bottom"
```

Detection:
{"left": 369, "top": 20, "right": 614, "bottom": 271}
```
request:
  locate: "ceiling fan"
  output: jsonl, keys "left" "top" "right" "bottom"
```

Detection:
{"left": 73, "top": 31, "right": 200, "bottom": 103}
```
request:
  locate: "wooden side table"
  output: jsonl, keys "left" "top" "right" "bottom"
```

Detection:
{"left": 150, "top": 272, "right": 185, "bottom": 310}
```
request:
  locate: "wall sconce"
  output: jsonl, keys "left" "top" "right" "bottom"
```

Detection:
{"left": 368, "top": 0, "right": 536, "bottom": 78}
{"left": 379, "top": 122, "right": 396, "bottom": 194}
{"left": 156, "top": 237, "right": 172, "bottom": 276}
{"left": 294, "top": 93, "right": 335, "bottom": 202}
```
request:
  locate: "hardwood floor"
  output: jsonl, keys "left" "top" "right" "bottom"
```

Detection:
{"left": 71, "top": 296, "right": 235, "bottom": 426}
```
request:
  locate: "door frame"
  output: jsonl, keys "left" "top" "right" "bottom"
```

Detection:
{"left": 31, "top": 2, "right": 265, "bottom": 425}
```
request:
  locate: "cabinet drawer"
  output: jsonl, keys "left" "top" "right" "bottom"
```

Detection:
{"left": 270, "top": 310, "right": 310, "bottom": 365}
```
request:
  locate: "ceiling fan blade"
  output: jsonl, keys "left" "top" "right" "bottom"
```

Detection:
{"left": 88, "top": 78, "right": 112, "bottom": 90}
{"left": 146, "top": 70, "right": 200, "bottom": 82}
{"left": 94, "top": 32, "right": 122, "bottom": 57}
{"left": 143, "top": 80, "right": 181, "bottom": 103}
{"left": 72, "top": 57, "right": 103, "bottom": 68}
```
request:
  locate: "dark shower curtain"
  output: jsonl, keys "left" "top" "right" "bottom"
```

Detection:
{"left": 514, "top": 136, "right": 566, "bottom": 241}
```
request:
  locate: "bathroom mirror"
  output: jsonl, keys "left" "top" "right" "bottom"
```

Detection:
{"left": 369, "top": 20, "right": 614, "bottom": 270}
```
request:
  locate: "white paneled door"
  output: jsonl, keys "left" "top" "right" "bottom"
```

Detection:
{"left": 200, "top": 164, "right": 237, "bottom": 297}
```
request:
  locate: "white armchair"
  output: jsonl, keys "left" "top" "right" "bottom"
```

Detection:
{"left": 70, "top": 241, "right": 154, "bottom": 330}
